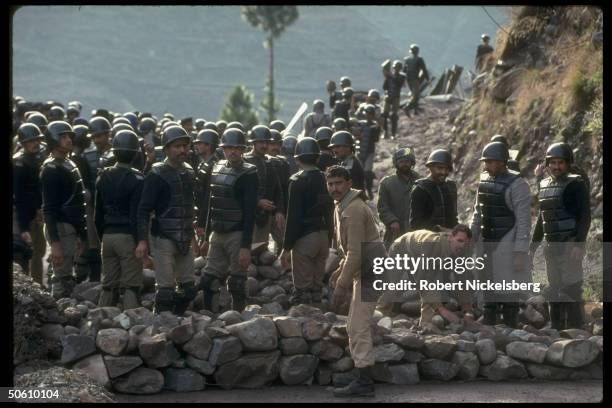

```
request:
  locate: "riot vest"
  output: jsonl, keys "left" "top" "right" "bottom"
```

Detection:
{"left": 538, "top": 174, "right": 582, "bottom": 242}
{"left": 42, "top": 156, "right": 87, "bottom": 226}
{"left": 414, "top": 178, "right": 457, "bottom": 230}
{"left": 99, "top": 149, "right": 116, "bottom": 170}
{"left": 151, "top": 161, "right": 195, "bottom": 254}
{"left": 403, "top": 55, "right": 422, "bottom": 80}
{"left": 385, "top": 73, "right": 406, "bottom": 98}
{"left": 317, "top": 150, "right": 338, "bottom": 172}
{"left": 358, "top": 120, "right": 379, "bottom": 158}
{"left": 100, "top": 164, "right": 144, "bottom": 227}
{"left": 209, "top": 160, "right": 257, "bottom": 233}
{"left": 477, "top": 170, "right": 520, "bottom": 241}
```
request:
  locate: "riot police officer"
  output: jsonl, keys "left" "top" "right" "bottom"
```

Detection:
{"left": 78, "top": 116, "right": 113, "bottom": 282}
{"left": 357, "top": 105, "right": 381, "bottom": 199}
{"left": 328, "top": 131, "right": 366, "bottom": 194}
{"left": 377, "top": 147, "right": 420, "bottom": 248}
{"left": 267, "top": 129, "right": 292, "bottom": 255}
{"left": 382, "top": 60, "right": 406, "bottom": 138}
{"left": 40, "top": 121, "right": 88, "bottom": 299}
{"left": 409, "top": 149, "right": 458, "bottom": 232}
{"left": 281, "top": 135, "right": 299, "bottom": 175}
{"left": 95, "top": 130, "right": 145, "bottom": 309}
{"left": 530, "top": 142, "right": 591, "bottom": 329}
{"left": 403, "top": 44, "right": 429, "bottom": 115}
{"left": 13, "top": 123, "right": 47, "bottom": 285}
{"left": 332, "top": 87, "right": 353, "bottom": 123}
{"left": 303, "top": 99, "right": 332, "bottom": 139}
{"left": 269, "top": 119, "right": 286, "bottom": 134}
{"left": 244, "top": 125, "right": 285, "bottom": 247}
{"left": 193, "top": 129, "right": 221, "bottom": 245}
{"left": 469, "top": 142, "right": 532, "bottom": 328}
{"left": 199, "top": 129, "right": 259, "bottom": 313}
{"left": 135, "top": 126, "right": 198, "bottom": 315}
{"left": 314, "top": 126, "right": 338, "bottom": 172}
{"left": 490, "top": 134, "right": 520, "bottom": 173}
{"left": 475, "top": 33, "right": 494, "bottom": 73}
{"left": 279, "top": 137, "right": 334, "bottom": 305}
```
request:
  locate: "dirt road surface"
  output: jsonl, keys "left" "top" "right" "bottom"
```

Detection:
{"left": 116, "top": 379, "right": 603, "bottom": 403}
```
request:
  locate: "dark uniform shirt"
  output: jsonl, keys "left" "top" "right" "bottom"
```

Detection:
{"left": 317, "top": 150, "right": 338, "bottom": 172}
{"left": 13, "top": 150, "right": 45, "bottom": 232}
{"left": 244, "top": 153, "right": 285, "bottom": 223}
{"left": 340, "top": 155, "right": 365, "bottom": 192}
{"left": 409, "top": 180, "right": 458, "bottom": 231}
{"left": 283, "top": 168, "right": 334, "bottom": 250}
{"left": 94, "top": 162, "right": 144, "bottom": 240}
{"left": 383, "top": 73, "right": 406, "bottom": 98}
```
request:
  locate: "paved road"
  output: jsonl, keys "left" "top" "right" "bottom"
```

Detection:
{"left": 116, "top": 380, "right": 603, "bottom": 403}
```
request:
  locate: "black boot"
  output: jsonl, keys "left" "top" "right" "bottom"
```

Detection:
{"left": 482, "top": 303, "right": 497, "bottom": 326}
{"left": 174, "top": 281, "right": 197, "bottom": 316}
{"left": 502, "top": 303, "right": 519, "bottom": 329}
{"left": 549, "top": 302, "right": 562, "bottom": 330}
{"left": 566, "top": 301, "right": 584, "bottom": 329}
{"left": 153, "top": 287, "right": 175, "bottom": 314}
{"left": 333, "top": 367, "right": 375, "bottom": 398}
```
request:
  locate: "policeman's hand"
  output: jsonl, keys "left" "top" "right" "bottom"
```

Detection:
{"left": 513, "top": 251, "right": 528, "bottom": 273}
{"left": 51, "top": 242, "right": 64, "bottom": 267}
{"left": 196, "top": 227, "right": 205, "bottom": 238}
{"left": 36, "top": 209, "right": 44, "bottom": 225}
{"left": 570, "top": 246, "right": 584, "bottom": 262}
{"left": 280, "top": 249, "right": 291, "bottom": 269}
{"left": 390, "top": 222, "right": 401, "bottom": 237}
{"left": 239, "top": 248, "right": 251, "bottom": 270}
{"left": 257, "top": 199, "right": 276, "bottom": 211}
{"left": 534, "top": 162, "right": 546, "bottom": 178}
{"left": 20, "top": 232, "right": 32, "bottom": 246}
{"left": 135, "top": 240, "right": 149, "bottom": 259}
{"left": 199, "top": 241, "right": 209, "bottom": 257}
{"left": 145, "top": 144, "right": 155, "bottom": 163}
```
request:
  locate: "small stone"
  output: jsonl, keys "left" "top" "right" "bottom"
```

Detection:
{"left": 218, "top": 310, "right": 243, "bottom": 325}
{"left": 260, "top": 302, "right": 284, "bottom": 316}
{"left": 226, "top": 317, "right": 278, "bottom": 351}
{"left": 138, "top": 334, "right": 180, "bottom": 368}
{"left": 279, "top": 354, "right": 318, "bottom": 385}
{"left": 301, "top": 318, "right": 330, "bottom": 341}
{"left": 274, "top": 316, "right": 303, "bottom": 338}
{"left": 185, "top": 355, "right": 215, "bottom": 376}
{"left": 168, "top": 322, "right": 194, "bottom": 345}
{"left": 423, "top": 335, "right": 457, "bottom": 360}
{"left": 208, "top": 336, "right": 243, "bottom": 366}
{"left": 456, "top": 339, "right": 476, "bottom": 352}
{"left": 309, "top": 338, "right": 344, "bottom": 362}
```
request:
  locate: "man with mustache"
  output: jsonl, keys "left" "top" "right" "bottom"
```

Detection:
{"left": 409, "top": 149, "right": 458, "bottom": 232}
{"left": 327, "top": 165, "right": 382, "bottom": 397}
{"left": 135, "top": 126, "right": 198, "bottom": 315}
{"left": 530, "top": 142, "right": 591, "bottom": 330}
{"left": 199, "top": 129, "right": 259, "bottom": 313}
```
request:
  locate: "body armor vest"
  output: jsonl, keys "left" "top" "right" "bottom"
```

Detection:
{"left": 100, "top": 165, "right": 143, "bottom": 227}
{"left": 99, "top": 150, "right": 116, "bottom": 170}
{"left": 403, "top": 56, "right": 421, "bottom": 80}
{"left": 386, "top": 73, "right": 406, "bottom": 97}
{"left": 358, "top": 120, "right": 379, "bottom": 158}
{"left": 538, "top": 174, "right": 582, "bottom": 242}
{"left": 477, "top": 170, "right": 520, "bottom": 241}
{"left": 415, "top": 178, "right": 457, "bottom": 230}
{"left": 151, "top": 162, "right": 195, "bottom": 254}
{"left": 209, "top": 160, "right": 257, "bottom": 233}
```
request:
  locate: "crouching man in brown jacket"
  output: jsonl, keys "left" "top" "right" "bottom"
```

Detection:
{"left": 326, "top": 165, "right": 382, "bottom": 397}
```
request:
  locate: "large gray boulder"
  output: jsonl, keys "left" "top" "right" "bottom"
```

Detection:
{"left": 374, "top": 343, "right": 405, "bottom": 363}
{"left": 451, "top": 351, "right": 480, "bottom": 380}
{"left": 479, "top": 355, "right": 528, "bottom": 381}
{"left": 73, "top": 354, "right": 111, "bottom": 389}
{"left": 214, "top": 350, "right": 281, "bottom": 389}
{"left": 423, "top": 335, "right": 457, "bottom": 360}
{"left": 545, "top": 339, "right": 600, "bottom": 368}
{"left": 164, "top": 368, "right": 205, "bottom": 392}
{"left": 112, "top": 367, "right": 164, "bottom": 394}
{"left": 182, "top": 331, "right": 213, "bottom": 361}
{"left": 475, "top": 338, "right": 497, "bottom": 365}
{"left": 138, "top": 334, "right": 180, "bottom": 368}
{"left": 61, "top": 334, "right": 96, "bottom": 365}
{"left": 383, "top": 328, "right": 425, "bottom": 350}
{"left": 370, "top": 363, "right": 420, "bottom": 385}
{"left": 226, "top": 317, "right": 278, "bottom": 351}
{"left": 208, "top": 336, "right": 243, "bottom": 366}
{"left": 419, "top": 359, "right": 460, "bottom": 381}
{"left": 279, "top": 354, "right": 318, "bottom": 385}
{"left": 103, "top": 355, "right": 143, "bottom": 379}
{"left": 505, "top": 341, "right": 548, "bottom": 364}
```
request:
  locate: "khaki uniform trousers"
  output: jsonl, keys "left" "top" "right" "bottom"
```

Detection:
{"left": 347, "top": 278, "right": 377, "bottom": 368}
{"left": 291, "top": 231, "right": 329, "bottom": 291}
{"left": 150, "top": 235, "right": 195, "bottom": 288}
{"left": 43, "top": 222, "right": 78, "bottom": 280}
{"left": 101, "top": 233, "right": 143, "bottom": 290}
{"left": 203, "top": 230, "right": 245, "bottom": 279}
